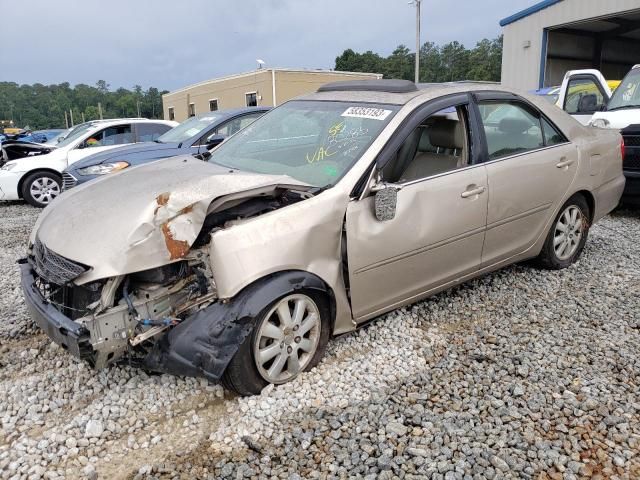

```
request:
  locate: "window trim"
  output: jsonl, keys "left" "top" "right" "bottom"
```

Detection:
{"left": 167, "top": 106, "right": 175, "bottom": 121}
{"left": 188, "top": 103, "right": 196, "bottom": 117}
{"left": 208, "top": 98, "right": 219, "bottom": 112}
{"left": 471, "top": 91, "right": 570, "bottom": 165}
{"left": 245, "top": 91, "right": 258, "bottom": 107}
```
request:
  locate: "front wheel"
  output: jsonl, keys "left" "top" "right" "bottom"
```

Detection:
{"left": 21, "top": 171, "right": 62, "bottom": 208}
{"left": 535, "top": 194, "right": 590, "bottom": 269}
{"left": 222, "top": 291, "right": 330, "bottom": 396}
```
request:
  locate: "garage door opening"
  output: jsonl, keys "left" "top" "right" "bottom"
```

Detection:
{"left": 543, "top": 9, "right": 640, "bottom": 87}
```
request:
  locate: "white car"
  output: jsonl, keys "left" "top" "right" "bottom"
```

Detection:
{"left": 0, "top": 118, "right": 177, "bottom": 207}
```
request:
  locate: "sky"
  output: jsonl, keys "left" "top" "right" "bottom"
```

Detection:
{"left": 0, "top": 0, "right": 535, "bottom": 91}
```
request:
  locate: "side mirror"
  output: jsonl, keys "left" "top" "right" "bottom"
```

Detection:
{"left": 205, "top": 134, "right": 225, "bottom": 148}
{"left": 374, "top": 185, "right": 398, "bottom": 221}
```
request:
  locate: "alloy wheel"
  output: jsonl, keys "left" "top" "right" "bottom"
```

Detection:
{"left": 553, "top": 205, "right": 583, "bottom": 260}
{"left": 253, "top": 294, "right": 321, "bottom": 384}
{"left": 30, "top": 177, "right": 60, "bottom": 205}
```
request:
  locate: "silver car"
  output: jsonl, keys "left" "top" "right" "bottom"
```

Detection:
{"left": 21, "top": 80, "right": 625, "bottom": 395}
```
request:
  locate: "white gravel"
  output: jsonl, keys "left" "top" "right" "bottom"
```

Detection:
{"left": 0, "top": 202, "right": 638, "bottom": 479}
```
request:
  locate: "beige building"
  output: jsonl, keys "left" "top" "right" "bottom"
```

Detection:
{"left": 500, "top": 0, "right": 640, "bottom": 91}
{"left": 162, "top": 68, "right": 382, "bottom": 122}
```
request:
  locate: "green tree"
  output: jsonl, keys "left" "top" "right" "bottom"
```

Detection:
{"left": 0, "top": 81, "right": 167, "bottom": 129}
{"left": 334, "top": 36, "right": 503, "bottom": 83}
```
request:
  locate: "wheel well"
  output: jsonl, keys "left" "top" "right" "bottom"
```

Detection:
{"left": 573, "top": 190, "right": 595, "bottom": 223}
{"left": 16, "top": 169, "right": 62, "bottom": 199}
{"left": 240, "top": 270, "right": 338, "bottom": 335}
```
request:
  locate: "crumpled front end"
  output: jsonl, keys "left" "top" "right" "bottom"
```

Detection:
{"left": 21, "top": 159, "right": 316, "bottom": 375}
{"left": 20, "top": 236, "right": 218, "bottom": 370}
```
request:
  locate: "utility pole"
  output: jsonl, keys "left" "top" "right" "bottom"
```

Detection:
{"left": 137, "top": 100, "right": 141, "bottom": 118}
{"left": 64, "top": 111, "right": 69, "bottom": 129}
{"left": 413, "top": 0, "right": 421, "bottom": 84}
{"left": 70, "top": 109, "right": 74, "bottom": 127}
{"left": 98, "top": 102, "right": 103, "bottom": 120}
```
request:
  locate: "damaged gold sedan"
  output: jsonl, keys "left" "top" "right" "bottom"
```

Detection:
{"left": 21, "top": 80, "right": 625, "bottom": 395}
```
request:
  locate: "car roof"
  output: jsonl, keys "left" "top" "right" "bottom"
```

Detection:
{"left": 200, "top": 106, "right": 270, "bottom": 118}
{"left": 298, "top": 81, "right": 525, "bottom": 106}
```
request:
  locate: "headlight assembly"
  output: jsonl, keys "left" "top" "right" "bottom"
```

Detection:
{"left": 77, "top": 161, "right": 130, "bottom": 176}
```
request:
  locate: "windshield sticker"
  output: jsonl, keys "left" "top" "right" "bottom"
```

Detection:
{"left": 341, "top": 107, "right": 392, "bottom": 120}
{"left": 184, "top": 128, "right": 201, "bottom": 137}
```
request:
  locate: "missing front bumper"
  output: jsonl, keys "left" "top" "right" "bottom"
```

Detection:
{"left": 19, "top": 260, "right": 95, "bottom": 362}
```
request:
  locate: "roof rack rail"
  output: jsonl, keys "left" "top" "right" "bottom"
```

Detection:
{"left": 318, "top": 79, "right": 418, "bottom": 94}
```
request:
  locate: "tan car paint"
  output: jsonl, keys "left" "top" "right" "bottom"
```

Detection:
{"left": 346, "top": 165, "right": 488, "bottom": 320}
{"left": 31, "top": 83, "right": 625, "bottom": 338}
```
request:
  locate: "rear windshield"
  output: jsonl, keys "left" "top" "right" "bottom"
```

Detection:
{"left": 208, "top": 100, "right": 399, "bottom": 188}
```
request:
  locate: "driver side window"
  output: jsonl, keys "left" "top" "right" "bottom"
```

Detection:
{"left": 83, "top": 125, "right": 133, "bottom": 148}
{"left": 382, "top": 106, "right": 470, "bottom": 184}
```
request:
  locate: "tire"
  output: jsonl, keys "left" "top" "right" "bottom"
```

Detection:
{"left": 21, "top": 171, "right": 62, "bottom": 208}
{"left": 535, "top": 194, "right": 590, "bottom": 270}
{"left": 221, "top": 290, "right": 331, "bottom": 396}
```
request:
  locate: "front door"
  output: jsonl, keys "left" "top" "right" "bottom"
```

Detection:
{"left": 475, "top": 95, "right": 579, "bottom": 266}
{"left": 345, "top": 99, "right": 488, "bottom": 320}
{"left": 557, "top": 70, "right": 611, "bottom": 126}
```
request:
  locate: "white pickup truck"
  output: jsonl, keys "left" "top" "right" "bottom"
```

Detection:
{"left": 555, "top": 66, "right": 640, "bottom": 205}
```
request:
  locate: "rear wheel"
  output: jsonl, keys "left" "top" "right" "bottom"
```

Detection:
{"left": 21, "top": 171, "right": 62, "bottom": 208}
{"left": 535, "top": 194, "right": 590, "bottom": 269}
{"left": 221, "top": 291, "right": 330, "bottom": 396}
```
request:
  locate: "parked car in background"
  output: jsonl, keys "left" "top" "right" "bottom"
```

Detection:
{"left": 62, "top": 107, "right": 269, "bottom": 190}
{"left": 533, "top": 75, "right": 620, "bottom": 122}
{"left": 0, "top": 118, "right": 177, "bottom": 207}
{"left": 21, "top": 80, "right": 624, "bottom": 395}
{"left": 17, "top": 129, "right": 65, "bottom": 144}
{"left": 0, "top": 129, "right": 67, "bottom": 165}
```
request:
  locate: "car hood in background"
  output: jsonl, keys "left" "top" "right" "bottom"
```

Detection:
{"left": 33, "top": 156, "right": 310, "bottom": 283}
{"left": 1, "top": 140, "right": 57, "bottom": 164}
{"left": 591, "top": 109, "right": 640, "bottom": 130}
{"left": 69, "top": 142, "right": 182, "bottom": 169}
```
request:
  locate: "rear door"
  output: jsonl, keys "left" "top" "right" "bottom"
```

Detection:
{"left": 557, "top": 69, "right": 611, "bottom": 125}
{"left": 474, "top": 92, "right": 579, "bottom": 266}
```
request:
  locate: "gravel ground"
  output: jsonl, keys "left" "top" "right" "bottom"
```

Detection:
{"left": 0, "top": 202, "right": 638, "bottom": 480}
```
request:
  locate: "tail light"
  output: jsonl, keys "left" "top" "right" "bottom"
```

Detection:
{"left": 621, "top": 136, "right": 625, "bottom": 160}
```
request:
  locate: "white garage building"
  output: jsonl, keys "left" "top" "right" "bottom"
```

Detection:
{"left": 500, "top": 0, "right": 640, "bottom": 90}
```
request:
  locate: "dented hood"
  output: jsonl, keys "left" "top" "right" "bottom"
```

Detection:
{"left": 32, "top": 156, "right": 310, "bottom": 284}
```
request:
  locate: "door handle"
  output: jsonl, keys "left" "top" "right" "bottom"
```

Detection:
{"left": 461, "top": 186, "right": 486, "bottom": 198}
{"left": 556, "top": 157, "right": 574, "bottom": 168}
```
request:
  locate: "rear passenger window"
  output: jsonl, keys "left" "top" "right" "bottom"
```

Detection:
{"left": 138, "top": 123, "right": 172, "bottom": 142}
{"left": 541, "top": 118, "right": 566, "bottom": 146}
{"left": 479, "top": 102, "right": 543, "bottom": 160}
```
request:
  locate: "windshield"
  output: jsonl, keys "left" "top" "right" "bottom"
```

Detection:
{"left": 56, "top": 123, "right": 97, "bottom": 148}
{"left": 157, "top": 114, "right": 220, "bottom": 143}
{"left": 208, "top": 100, "right": 399, "bottom": 187}
{"left": 607, "top": 68, "right": 640, "bottom": 110}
